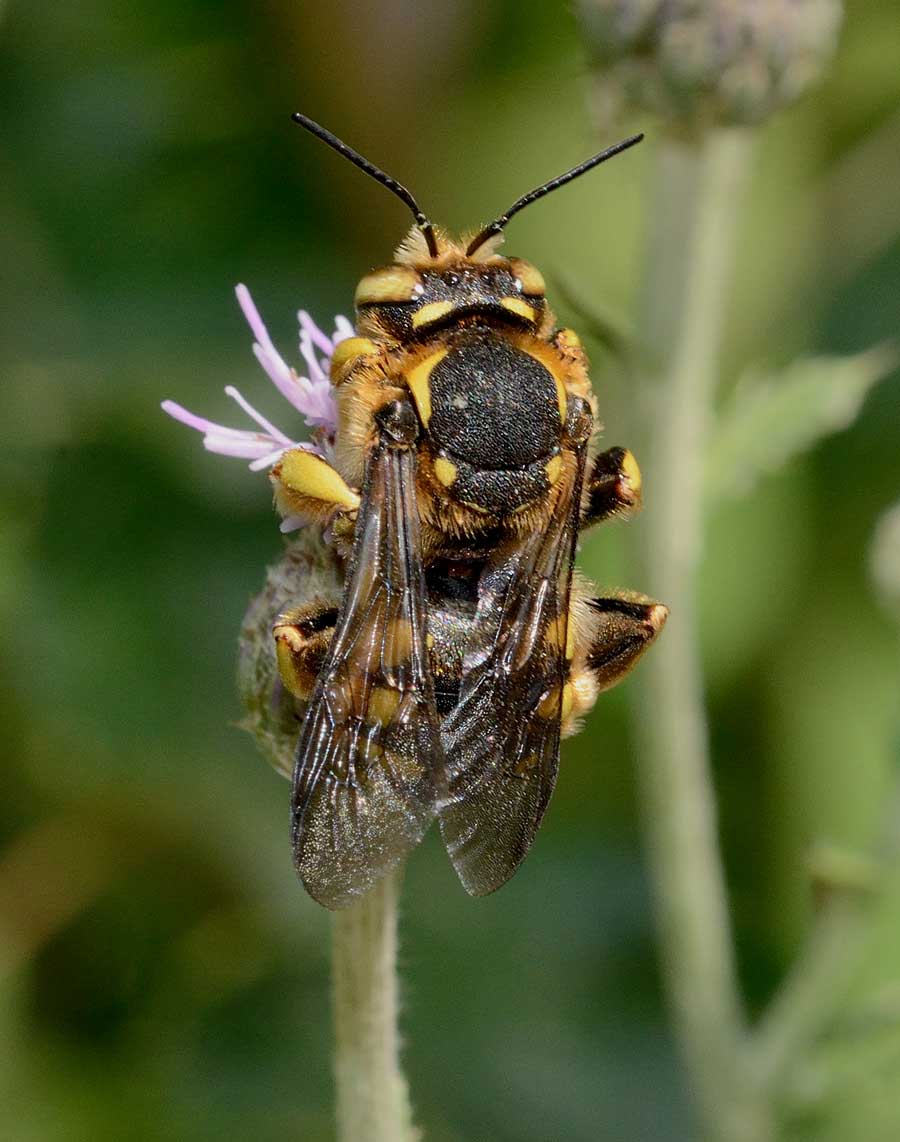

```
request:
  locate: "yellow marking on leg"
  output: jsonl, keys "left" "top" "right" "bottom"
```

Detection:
{"left": 274, "top": 637, "right": 310, "bottom": 699}
{"left": 499, "top": 297, "right": 536, "bottom": 322}
{"left": 620, "top": 449, "right": 642, "bottom": 499}
{"left": 273, "top": 624, "right": 314, "bottom": 699}
{"left": 411, "top": 300, "right": 455, "bottom": 329}
{"left": 545, "top": 454, "right": 562, "bottom": 486}
{"left": 329, "top": 336, "right": 379, "bottom": 379}
{"left": 433, "top": 456, "right": 458, "bottom": 487}
{"left": 405, "top": 348, "right": 447, "bottom": 427}
{"left": 275, "top": 450, "right": 360, "bottom": 510}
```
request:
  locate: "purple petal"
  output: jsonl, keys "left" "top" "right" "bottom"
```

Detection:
{"left": 236, "top": 283, "right": 277, "bottom": 353}
{"left": 332, "top": 315, "right": 354, "bottom": 344}
{"left": 298, "top": 309, "right": 335, "bottom": 357}
{"left": 224, "top": 385, "right": 292, "bottom": 444}
{"left": 161, "top": 399, "right": 237, "bottom": 436}
{"left": 299, "top": 331, "right": 326, "bottom": 383}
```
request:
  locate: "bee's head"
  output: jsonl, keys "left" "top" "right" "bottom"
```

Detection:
{"left": 290, "top": 114, "right": 642, "bottom": 337}
{"left": 353, "top": 242, "right": 549, "bottom": 340}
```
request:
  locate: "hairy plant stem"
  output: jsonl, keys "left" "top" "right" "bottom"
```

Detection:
{"left": 628, "top": 130, "right": 772, "bottom": 1141}
{"left": 332, "top": 870, "right": 419, "bottom": 1142}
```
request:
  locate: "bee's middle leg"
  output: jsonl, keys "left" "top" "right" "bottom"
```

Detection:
{"left": 273, "top": 599, "right": 339, "bottom": 701}
{"left": 581, "top": 446, "right": 642, "bottom": 530}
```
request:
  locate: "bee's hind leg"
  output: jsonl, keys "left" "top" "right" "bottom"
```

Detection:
{"left": 580, "top": 447, "right": 643, "bottom": 530}
{"left": 273, "top": 599, "right": 339, "bottom": 701}
{"left": 561, "top": 590, "right": 667, "bottom": 737}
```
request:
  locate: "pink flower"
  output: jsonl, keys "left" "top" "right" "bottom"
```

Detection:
{"left": 162, "top": 285, "right": 350, "bottom": 475}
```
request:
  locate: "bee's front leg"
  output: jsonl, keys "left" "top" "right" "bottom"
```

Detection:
{"left": 581, "top": 446, "right": 642, "bottom": 529}
{"left": 270, "top": 448, "right": 361, "bottom": 527}
{"left": 273, "top": 599, "right": 340, "bottom": 701}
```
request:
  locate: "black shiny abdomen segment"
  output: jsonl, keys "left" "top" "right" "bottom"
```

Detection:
{"left": 428, "top": 333, "right": 559, "bottom": 469}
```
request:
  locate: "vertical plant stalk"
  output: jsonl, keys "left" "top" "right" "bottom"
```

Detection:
{"left": 630, "top": 130, "right": 770, "bottom": 1141}
{"left": 332, "top": 870, "right": 419, "bottom": 1142}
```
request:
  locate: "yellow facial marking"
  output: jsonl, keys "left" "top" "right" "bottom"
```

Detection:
{"left": 544, "top": 454, "right": 563, "bottom": 487}
{"left": 621, "top": 449, "right": 642, "bottom": 498}
{"left": 405, "top": 347, "right": 447, "bottom": 427}
{"left": 329, "top": 336, "right": 379, "bottom": 378}
{"left": 355, "top": 266, "right": 422, "bottom": 306}
{"left": 508, "top": 259, "right": 546, "bottom": 296}
{"left": 433, "top": 456, "right": 458, "bottom": 487}
{"left": 411, "top": 300, "right": 455, "bottom": 329}
{"left": 499, "top": 297, "right": 537, "bottom": 322}
{"left": 276, "top": 450, "right": 360, "bottom": 510}
{"left": 367, "top": 685, "right": 401, "bottom": 724}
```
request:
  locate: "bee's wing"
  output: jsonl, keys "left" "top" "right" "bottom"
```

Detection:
{"left": 439, "top": 447, "right": 587, "bottom": 896}
{"left": 292, "top": 440, "right": 444, "bottom": 909}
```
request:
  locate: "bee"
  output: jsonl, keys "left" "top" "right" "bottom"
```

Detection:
{"left": 271, "top": 115, "right": 667, "bottom": 909}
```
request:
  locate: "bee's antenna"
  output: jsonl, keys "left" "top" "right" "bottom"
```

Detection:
{"left": 291, "top": 113, "right": 440, "bottom": 259}
{"left": 466, "top": 133, "right": 644, "bottom": 257}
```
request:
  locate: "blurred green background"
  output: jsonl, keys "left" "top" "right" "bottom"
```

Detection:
{"left": 2, "top": 2, "right": 899, "bottom": 1139}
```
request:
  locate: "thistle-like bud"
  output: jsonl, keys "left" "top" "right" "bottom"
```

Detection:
{"left": 579, "top": 0, "right": 843, "bottom": 130}
{"left": 237, "top": 530, "right": 342, "bottom": 778}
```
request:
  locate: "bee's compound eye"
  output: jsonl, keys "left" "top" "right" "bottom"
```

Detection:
{"left": 507, "top": 258, "right": 546, "bottom": 297}
{"left": 355, "top": 266, "right": 424, "bottom": 306}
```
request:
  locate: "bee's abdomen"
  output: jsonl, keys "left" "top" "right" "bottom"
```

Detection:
{"left": 427, "top": 333, "right": 559, "bottom": 470}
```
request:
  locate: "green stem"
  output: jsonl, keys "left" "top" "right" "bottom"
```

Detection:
{"left": 332, "top": 870, "right": 419, "bottom": 1142}
{"left": 630, "top": 130, "right": 770, "bottom": 1140}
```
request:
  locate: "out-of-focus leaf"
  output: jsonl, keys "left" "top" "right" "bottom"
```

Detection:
{"left": 707, "top": 346, "right": 898, "bottom": 503}
{"left": 551, "top": 273, "right": 636, "bottom": 365}
{"left": 870, "top": 500, "right": 900, "bottom": 620}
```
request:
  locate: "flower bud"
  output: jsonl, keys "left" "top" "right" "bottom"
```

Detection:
{"left": 237, "top": 531, "right": 342, "bottom": 778}
{"left": 579, "top": 0, "right": 843, "bottom": 129}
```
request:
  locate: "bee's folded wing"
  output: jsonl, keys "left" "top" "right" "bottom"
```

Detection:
{"left": 292, "top": 442, "right": 445, "bottom": 909}
{"left": 439, "top": 448, "right": 586, "bottom": 896}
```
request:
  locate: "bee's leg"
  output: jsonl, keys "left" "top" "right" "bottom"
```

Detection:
{"left": 580, "top": 447, "right": 642, "bottom": 530}
{"left": 273, "top": 599, "right": 339, "bottom": 701}
{"left": 270, "top": 448, "right": 361, "bottom": 529}
{"left": 561, "top": 590, "right": 667, "bottom": 737}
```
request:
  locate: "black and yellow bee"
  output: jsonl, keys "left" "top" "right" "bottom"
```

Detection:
{"left": 271, "top": 116, "right": 666, "bottom": 909}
